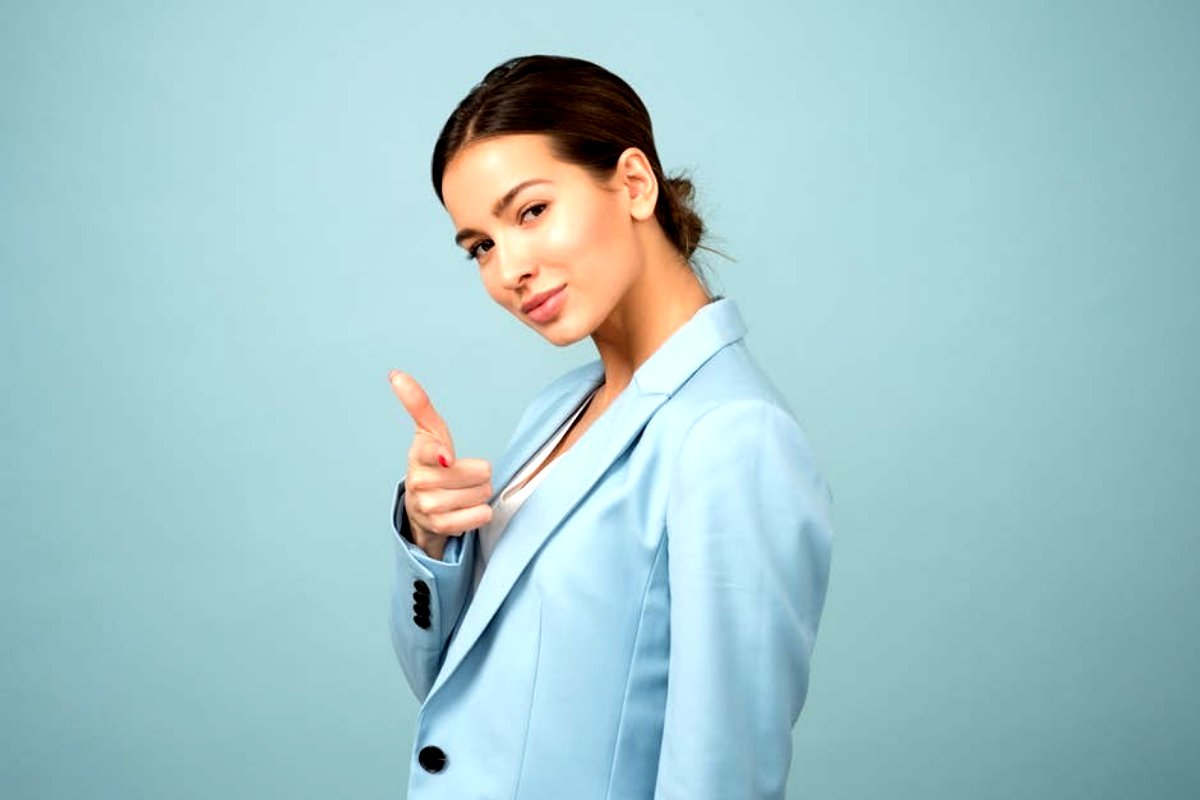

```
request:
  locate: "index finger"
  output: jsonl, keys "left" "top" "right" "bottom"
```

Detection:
{"left": 388, "top": 370, "right": 453, "bottom": 449}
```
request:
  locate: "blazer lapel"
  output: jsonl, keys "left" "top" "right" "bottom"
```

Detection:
{"left": 426, "top": 296, "right": 748, "bottom": 701}
{"left": 487, "top": 360, "right": 607, "bottom": 511}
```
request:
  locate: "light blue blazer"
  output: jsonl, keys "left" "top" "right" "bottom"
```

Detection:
{"left": 389, "top": 296, "right": 833, "bottom": 799}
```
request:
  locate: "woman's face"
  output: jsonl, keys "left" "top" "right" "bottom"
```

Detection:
{"left": 439, "top": 133, "right": 648, "bottom": 346}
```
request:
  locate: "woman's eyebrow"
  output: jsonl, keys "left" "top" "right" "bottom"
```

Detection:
{"left": 454, "top": 178, "right": 553, "bottom": 246}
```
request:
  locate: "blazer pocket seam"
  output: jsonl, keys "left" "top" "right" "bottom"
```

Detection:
{"left": 603, "top": 532, "right": 669, "bottom": 800}
{"left": 510, "top": 590, "right": 544, "bottom": 800}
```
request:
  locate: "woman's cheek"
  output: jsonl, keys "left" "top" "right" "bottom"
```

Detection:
{"left": 542, "top": 216, "right": 575, "bottom": 256}
{"left": 548, "top": 206, "right": 603, "bottom": 260}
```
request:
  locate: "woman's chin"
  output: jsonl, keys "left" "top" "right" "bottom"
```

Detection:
{"left": 540, "top": 326, "right": 589, "bottom": 347}
{"left": 528, "top": 316, "right": 590, "bottom": 347}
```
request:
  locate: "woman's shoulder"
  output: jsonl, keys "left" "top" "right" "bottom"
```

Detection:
{"left": 659, "top": 340, "right": 801, "bottom": 430}
{"left": 604, "top": 345, "right": 787, "bottom": 465}
{"left": 654, "top": 343, "right": 830, "bottom": 500}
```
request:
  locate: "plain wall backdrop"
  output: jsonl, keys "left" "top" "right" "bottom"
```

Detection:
{"left": 3, "top": 1, "right": 1197, "bottom": 798}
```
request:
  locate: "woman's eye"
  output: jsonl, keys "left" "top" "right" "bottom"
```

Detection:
{"left": 465, "top": 239, "right": 493, "bottom": 261}
{"left": 463, "top": 206, "right": 543, "bottom": 261}
{"left": 520, "top": 203, "right": 547, "bottom": 223}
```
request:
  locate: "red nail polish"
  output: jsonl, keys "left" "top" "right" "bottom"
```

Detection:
{"left": 438, "top": 455, "right": 449, "bottom": 468}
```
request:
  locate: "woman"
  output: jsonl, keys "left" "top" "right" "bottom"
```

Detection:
{"left": 386, "top": 54, "right": 833, "bottom": 800}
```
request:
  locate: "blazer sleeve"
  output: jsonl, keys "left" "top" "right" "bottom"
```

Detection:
{"left": 654, "top": 400, "right": 833, "bottom": 800}
{"left": 388, "top": 477, "right": 477, "bottom": 702}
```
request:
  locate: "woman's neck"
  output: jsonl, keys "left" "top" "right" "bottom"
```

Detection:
{"left": 588, "top": 251, "right": 713, "bottom": 406}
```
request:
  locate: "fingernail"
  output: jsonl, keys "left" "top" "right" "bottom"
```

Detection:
{"left": 438, "top": 455, "right": 449, "bottom": 468}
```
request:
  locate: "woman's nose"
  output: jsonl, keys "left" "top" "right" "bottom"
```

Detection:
{"left": 496, "top": 238, "right": 536, "bottom": 290}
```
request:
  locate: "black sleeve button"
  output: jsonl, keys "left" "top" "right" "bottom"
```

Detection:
{"left": 418, "top": 745, "right": 448, "bottom": 773}
{"left": 411, "top": 580, "right": 432, "bottom": 629}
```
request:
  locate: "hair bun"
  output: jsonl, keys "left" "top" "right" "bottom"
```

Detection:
{"left": 663, "top": 174, "right": 705, "bottom": 259}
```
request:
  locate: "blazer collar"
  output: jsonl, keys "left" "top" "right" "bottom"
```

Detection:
{"left": 425, "top": 296, "right": 748, "bottom": 701}
{"left": 630, "top": 294, "right": 748, "bottom": 395}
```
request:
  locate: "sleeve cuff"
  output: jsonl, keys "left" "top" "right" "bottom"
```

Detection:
{"left": 392, "top": 478, "right": 467, "bottom": 568}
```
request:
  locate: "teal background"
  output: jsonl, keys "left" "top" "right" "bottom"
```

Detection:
{"left": 3, "top": 1, "right": 1197, "bottom": 797}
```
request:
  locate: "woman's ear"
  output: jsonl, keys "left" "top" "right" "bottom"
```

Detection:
{"left": 614, "top": 147, "right": 658, "bottom": 221}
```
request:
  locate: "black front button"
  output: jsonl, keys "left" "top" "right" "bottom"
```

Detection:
{"left": 413, "top": 580, "right": 430, "bottom": 597}
{"left": 418, "top": 745, "right": 447, "bottom": 773}
{"left": 413, "top": 613, "right": 431, "bottom": 629}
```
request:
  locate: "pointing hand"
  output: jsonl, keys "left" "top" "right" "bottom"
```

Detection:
{"left": 388, "top": 370, "right": 494, "bottom": 560}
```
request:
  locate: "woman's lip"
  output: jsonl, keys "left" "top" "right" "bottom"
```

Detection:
{"left": 522, "top": 284, "right": 565, "bottom": 313}
{"left": 526, "top": 286, "right": 567, "bottom": 323}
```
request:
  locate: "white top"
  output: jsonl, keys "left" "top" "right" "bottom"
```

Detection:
{"left": 472, "top": 385, "right": 599, "bottom": 592}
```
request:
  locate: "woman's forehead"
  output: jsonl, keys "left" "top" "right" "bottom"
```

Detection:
{"left": 442, "top": 134, "right": 581, "bottom": 214}
{"left": 445, "top": 134, "right": 560, "bottom": 182}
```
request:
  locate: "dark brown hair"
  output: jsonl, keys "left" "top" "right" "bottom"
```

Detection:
{"left": 431, "top": 55, "right": 720, "bottom": 280}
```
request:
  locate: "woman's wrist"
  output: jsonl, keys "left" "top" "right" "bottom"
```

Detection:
{"left": 409, "top": 515, "right": 449, "bottom": 561}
